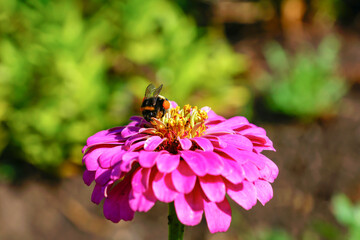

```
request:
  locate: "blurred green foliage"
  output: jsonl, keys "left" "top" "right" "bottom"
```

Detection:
{"left": 244, "top": 228, "right": 292, "bottom": 240}
{"left": 260, "top": 36, "right": 347, "bottom": 120}
{"left": 332, "top": 194, "right": 360, "bottom": 240}
{"left": 0, "top": 0, "right": 245, "bottom": 173}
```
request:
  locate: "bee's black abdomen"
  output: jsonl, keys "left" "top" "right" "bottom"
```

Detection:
{"left": 141, "top": 97, "right": 166, "bottom": 122}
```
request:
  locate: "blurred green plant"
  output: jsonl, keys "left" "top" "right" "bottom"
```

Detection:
{"left": 259, "top": 36, "right": 347, "bottom": 120}
{"left": 245, "top": 228, "right": 293, "bottom": 240}
{"left": 332, "top": 194, "right": 360, "bottom": 240}
{"left": 0, "top": 0, "right": 245, "bottom": 175}
{"left": 312, "top": 0, "right": 344, "bottom": 23}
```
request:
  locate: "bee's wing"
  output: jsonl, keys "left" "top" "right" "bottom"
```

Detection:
{"left": 145, "top": 84, "right": 156, "bottom": 98}
{"left": 153, "top": 84, "right": 163, "bottom": 97}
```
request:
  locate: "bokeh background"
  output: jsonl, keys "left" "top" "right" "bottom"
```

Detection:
{"left": 1, "top": 0, "right": 360, "bottom": 239}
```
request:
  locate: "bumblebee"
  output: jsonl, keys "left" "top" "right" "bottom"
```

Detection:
{"left": 140, "top": 84, "right": 170, "bottom": 122}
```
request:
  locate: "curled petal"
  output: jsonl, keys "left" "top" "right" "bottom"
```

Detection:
{"left": 139, "top": 151, "right": 160, "bottom": 168}
{"left": 192, "top": 137, "right": 214, "bottom": 152}
{"left": 83, "top": 170, "right": 95, "bottom": 186}
{"left": 227, "top": 180, "right": 257, "bottom": 210}
{"left": 206, "top": 116, "right": 249, "bottom": 133}
{"left": 144, "top": 136, "right": 165, "bottom": 151}
{"left": 98, "top": 146, "right": 124, "bottom": 169}
{"left": 95, "top": 168, "right": 111, "bottom": 186}
{"left": 128, "top": 140, "right": 145, "bottom": 152}
{"left": 103, "top": 176, "right": 135, "bottom": 222}
{"left": 132, "top": 168, "right": 151, "bottom": 193}
{"left": 255, "top": 180, "right": 273, "bottom": 205}
{"left": 121, "top": 126, "right": 141, "bottom": 138}
{"left": 214, "top": 146, "right": 248, "bottom": 164}
{"left": 152, "top": 172, "right": 178, "bottom": 203}
{"left": 91, "top": 184, "right": 105, "bottom": 204}
{"left": 218, "top": 134, "right": 253, "bottom": 151}
{"left": 181, "top": 151, "right": 207, "bottom": 176}
{"left": 82, "top": 127, "right": 124, "bottom": 153}
{"left": 129, "top": 187, "right": 157, "bottom": 212}
{"left": 171, "top": 161, "right": 196, "bottom": 194}
{"left": 242, "top": 162, "right": 261, "bottom": 182}
{"left": 259, "top": 154, "right": 279, "bottom": 182}
{"left": 129, "top": 115, "right": 145, "bottom": 123}
{"left": 174, "top": 185, "right": 204, "bottom": 226}
{"left": 199, "top": 175, "right": 226, "bottom": 202}
{"left": 156, "top": 152, "right": 180, "bottom": 173}
{"left": 197, "top": 151, "right": 224, "bottom": 175}
{"left": 240, "top": 126, "right": 266, "bottom": 137}
{"left": 204, "top": 197, "right": 232, "bottom": 233}
{"left": 110, "top": 164, "right": 124, "bottom": 180}
{"left": 120, "top": 152, "right": 139, "bottom": 172}
{"left": 179, "top": 138, "right": 192, "bottom": 150}
{"left": 221, "top": 159, "right": 245, "bottom": 184}
{"left": 125, "top": 134, "right": 149, "bottom": 149}
{"left": 83, "top": 148, "right": 104, "bottom": 171}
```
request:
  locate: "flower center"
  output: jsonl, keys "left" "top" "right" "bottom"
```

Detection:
{"left": 151, "top": 104, "right": 208, "bottom": 141}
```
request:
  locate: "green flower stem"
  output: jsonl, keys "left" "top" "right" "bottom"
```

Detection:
{"left": 168, "top": 202, "right": 184, "bottom": 240}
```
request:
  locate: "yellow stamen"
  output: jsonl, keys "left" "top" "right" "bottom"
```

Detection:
{"left": 151, "top": 105, "right": 208, "bottom": 140}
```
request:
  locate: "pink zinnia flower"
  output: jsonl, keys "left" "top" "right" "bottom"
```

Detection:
{"left": 82, "top": 102, "right": 278, "bottom": 233}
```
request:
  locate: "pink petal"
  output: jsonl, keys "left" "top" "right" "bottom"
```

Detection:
{"left": 206, "top": 116, "right": 249, "bottom": 133}
{"left": 203, "top": 197, "right": 232, "bottom": 233}
{"left": 139, "top": 151, "right": 161, "bottom": 168}
{"left": 196, "top": 151, "right": 224, "bottom": 175}
{"left": 239, "top": 151, "right": 266, "bottom": 169}
{"left": 95, "top": 168, "right": 111, "bottom": 186}
{"left": 171, "top": 161, "right": 197, "bottom": 194}
{"left": 242, "top": 161, "right": 261, "bottom": 182}
{"left": 83, "top": 148, "right": 103, "bottom": 171}
{"left": 179, "top": 138, "right": 192, "bottom": 150}
{"left": 192, "top": 137, "right": 214, "bottom": 151}
{"left": 214, "top": 146, "right": 248, "bottom": 164}
{"left": 127, "top": 140, "right": 145, "bottom": 151}
{"left": 255, "top": 180, "right": 273, "bottom": 205}
{"left": 125, "top": 134, "right": 149, "bottom": 149}
{"left": 181, "top": 151, "right": 207, "bottom": 176}
{"left": 174, "top": 186, "right": 204, "bottom": 226}
{"left": 91, "top": 184, "right": 105, "bottom": 204}
{"left": 156, "top": 152, "right": 180, "bottom": 173}
{"left": 132, "top": 168, "right": 151, "bottom": 193}
{"left": 259, "top": 154, "right": 279, "bottom": 182}
{"left": 83, "top": 170, "right": 95, "bottom": 186}
{"left": 205, "top": 128, "right": 234, "bottom": 135}
{"left": 129, "top": 115, "right": 145, "bottom": 123}
{"left": 199, "top": 175, "right": 226, "bottom": 202}
{"left": 152, "top": 172, "right": 178, "bottom": 203}
{"left": 144, "top": 136, "right": 165, "bottom": 151}
{"left": 98, "top": 146, "right": 123, "bottom": 169}
{"left": 129, "top": 187, "right": 157, "bottom": 212}
{"left": 110, "top": 164, "right": 124, "bottom": 180}
{"left": 240, "top": 126, "right": 266, "bottom": 137}
{"left": 120, "top": 152, "right": 139, "bottom": 171}
{"left": 83, "top": 127, "right": 124, "bottom": 152}
{"left": 221, "top": 159, "right": 245, "bottom": 184}
{"left": 218, "top": 134, "right": 253, "bottom": 151}
{"left": 103, "top": 176, "right": 135, "bottom": 222}
{"left": 121, "top": 126, "right": 141, "bottom": 138}
{"left": 227, "top": 180, "right": 257, "bottom": 210}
